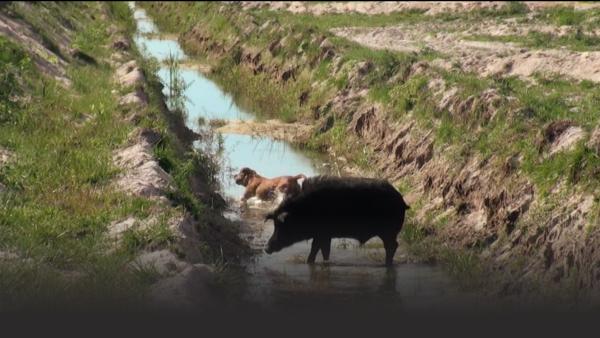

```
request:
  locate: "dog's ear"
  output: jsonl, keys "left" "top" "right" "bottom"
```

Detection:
{"left": 242, "top": 167, "right": 256, "bottom": 176}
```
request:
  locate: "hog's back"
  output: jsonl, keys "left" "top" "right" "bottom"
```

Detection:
{"left": 287, "top": 176, "right": 407, "bottom": 230}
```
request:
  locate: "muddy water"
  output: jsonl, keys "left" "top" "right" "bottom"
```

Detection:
{"left": 130, "top": 3, "right": 471, "bottom": 310}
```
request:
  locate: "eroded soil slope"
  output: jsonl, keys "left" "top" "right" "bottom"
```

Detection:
{"left": 141, "top": 1, "right": 600, "bottom": 302}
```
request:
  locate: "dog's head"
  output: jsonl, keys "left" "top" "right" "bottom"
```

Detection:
{"left": 234, "top": 167, "right": 257, "bottom": 186}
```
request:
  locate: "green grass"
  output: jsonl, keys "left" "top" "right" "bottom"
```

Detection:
{"left": 121, "top": 212, "right": 177, "bottom": 255}
{"left": 211, "top": 62, "right": 312, "bottom": 122}
{"left": 0, "top": 1, "right": 251, "bottom": 310}
{"left": 466, "top": 30, "right": 600, "bottom": 52}
{"left": 0, "top": 35, "right": 140, "bottom": 266}
{"left": 0, "top": 36, "right": 32, "bottom": 123}
{"left": 544, "top": 6, "right": 587, "bottom": 26}
{"left": 434, "top": 1, "right": 529, "bottom": 22}
{"left": 252, "top": 8, "right": 428, "bottom": 32}
{"left": 0, "top": 2, "right": 208, "bottom": 308}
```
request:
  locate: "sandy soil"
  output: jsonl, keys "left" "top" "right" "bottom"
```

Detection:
{"left": 241, "top": 1, "right": 600, "bottom": 16}
{"left": 237, "top": 1, "right": 600, "bottom": 82}
{"left": 216, "top": 119, "right": 313, "bottom": 143}
{"left": 332, "top": 25, "right": 600, "bottom": 82}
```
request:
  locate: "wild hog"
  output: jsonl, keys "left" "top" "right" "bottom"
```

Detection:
{"left": 264, "top": 176, "right": 410, "bottom": 266}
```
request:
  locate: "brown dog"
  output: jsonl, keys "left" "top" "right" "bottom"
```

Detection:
{"left": 234, "top": 167, "right": 306, "bottom": 202}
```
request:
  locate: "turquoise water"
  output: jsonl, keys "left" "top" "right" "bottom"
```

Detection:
{"left": 137, "top": 38, "right": 185, "bottom": 62}
{"left": 130, "top": 2, "right": 157, "bottom": 34}
{"left": 156, "top": 68, "right": 254, "bottom": 125}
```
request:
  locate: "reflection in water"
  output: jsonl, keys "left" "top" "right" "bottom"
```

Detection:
{"left": 130, "top": 2, "right": 471, "bottom": 311}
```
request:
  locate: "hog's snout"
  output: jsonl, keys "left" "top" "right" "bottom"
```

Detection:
{"left": 265, "top": 240, "right": 281, "bottom": 254}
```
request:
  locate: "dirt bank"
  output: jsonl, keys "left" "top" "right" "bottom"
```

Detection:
{"left": 140, "top": 1, "right": 600, "bottom": 301}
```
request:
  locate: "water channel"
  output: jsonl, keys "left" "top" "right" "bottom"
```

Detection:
{"left": 130, "top": 2, "right": 471, "bottom": 311}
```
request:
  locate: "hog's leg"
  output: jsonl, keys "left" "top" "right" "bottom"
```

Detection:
{"left": 307, "top": 238, "right": 321, "bottom": 264}
{"left": 381, "top": 234, "right": 398, "bottom": 266}
{"left": 321, "top": 237, "right": 331, "bottom": 261}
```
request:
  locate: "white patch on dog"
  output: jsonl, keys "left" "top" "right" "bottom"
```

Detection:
{"left": 242, "top": 191, "right": 287, "bottom": 212}
{"left": 273, "top": 190, "right": 286, "bottom": 205}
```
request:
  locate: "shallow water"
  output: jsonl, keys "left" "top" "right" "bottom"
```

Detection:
{"left": 130, "top": 3, "right": 471, "bottom": 310}
{"left": 156, "top": 68, "right": 254, "bottom": 125}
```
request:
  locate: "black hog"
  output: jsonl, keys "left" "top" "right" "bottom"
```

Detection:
{"left": 264, "top": 176, "right": 410, "bottom": 266}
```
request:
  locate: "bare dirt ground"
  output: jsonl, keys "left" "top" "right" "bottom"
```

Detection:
{"left": 238, "top": 1, "right": 600, "bottom": 82}
{"left": 241, "top": 2, "right": 600, "bottom": 16}
{"left": 216, "top": 119, "right": 313, "bottom": 143}
{"left": 333, "top": 24, "right": 600, "bottom": 82}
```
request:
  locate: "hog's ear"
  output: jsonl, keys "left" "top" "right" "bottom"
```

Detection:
{"left": 277, "top": 212, "right": 289, "bottom": 223}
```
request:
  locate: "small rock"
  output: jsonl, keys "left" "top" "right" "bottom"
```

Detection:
{"left": 132, "top": 250, "right": 190, "bottom": 276}
{"left": 119, "top": 68, "right": 145, "bottom": 87}
{"left": 113, "top": 128, "right": 173, "bottom": 198}
{"left": 119, "top": 88, "right": 149, "bottom": 107}
{"left": 108, "top": 217, "right": 138, "bottom": 240}
{"left": 0, "top": 147, "right": 13, "bottom": 167}
{"left": 116, "top": 60, "right": 138, "bottom": 78}
{"left": 319, "top": 38, "right": 333, "bottom": 50}
{"left": 549, "top": 126, "right": 585, "bottom": 155}
{"left": 0, "top": 251, "right": 20, "bottom": 260}
{"left": 259, "top": 20, "right": 272, "bottom": 33}
{"left": 112, "top": 37, "right": 131, "bottom": 51}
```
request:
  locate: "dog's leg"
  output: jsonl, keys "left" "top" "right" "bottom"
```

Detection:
{"left": 241, "top": 186, "right": 255, "bottom": 202}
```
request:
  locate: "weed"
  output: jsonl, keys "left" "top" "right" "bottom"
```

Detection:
{"left": 164, "top": 52, "right": 192, "bottom": 115}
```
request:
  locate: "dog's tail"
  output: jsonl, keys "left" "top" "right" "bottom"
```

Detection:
{"left": 293, "top": 174, "right": 307, "bottom": 181}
